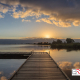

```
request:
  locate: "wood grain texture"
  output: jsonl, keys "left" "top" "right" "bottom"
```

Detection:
{"left": 9, "top": 52, "right": 70, "bottom": 80}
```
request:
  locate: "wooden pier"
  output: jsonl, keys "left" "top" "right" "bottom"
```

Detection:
{"left": 8, "top": 52, "right": 70, "bottom": 80}
{"left": 0, "top": 52, "right": 31, "bottom": 59}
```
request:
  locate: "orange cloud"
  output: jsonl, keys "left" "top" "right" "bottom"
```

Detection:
{"left": 0, "top": 4, "right": 9, "bottom": 13}
{"left": 0, "top": 71, "right": 3, "bottom": 74}
{"left": 0, "top": 76, "right": 7, "bottom": 80}
{"left": 58, "top": 61, "right": 80, "bottom": 70}
{"left": 59, "top": 21, "right": 71, "bottom": 27}
{"left": 12, "top": 9, "right": 41, "bottom": 19}
{"left": 74, "top": 62, "right": 80, "bottom": 68}
{"left": 73, "top": 21, "right": 80, "bottom": 26}
{"left": 0, "top": 14, "right": 4, "bottom": 18}
{"left": 36, "top": 18, "right": 71, "bottom": 27}
{"left": 58, "top": 61, "right": 72, "bottom": 69}
{"left": 1, "top": 0, "right": 80, "bottom": 27}
{"left": 36, "top": 18, "right": 52, "bottom": 24}
{"left": 36, "top": 20, "right": 41, "bottom": 22}
{"left": 22, "top": 19, "right": 31, "bottom": 22}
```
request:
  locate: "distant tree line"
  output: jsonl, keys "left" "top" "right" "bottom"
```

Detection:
{"left": 51, "top": 38, "right": 80, "bottom": 49}
{"left": 52, "top": 38, "right": 75, "bottom": 44}
{"left": 37, "top": 38, "right": 75, "bottom": 45}
{"left": 37, "top": 42, "right": 51, "bottom": 45}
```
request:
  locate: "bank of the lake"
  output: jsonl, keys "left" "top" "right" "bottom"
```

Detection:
{"left": 51, "top": 43, "right": 80, "bottom": 49}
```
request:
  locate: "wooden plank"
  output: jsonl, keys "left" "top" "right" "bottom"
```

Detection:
{"left": 15, "top": 74, "right": 65, "bottom": 77}
{"left": 14, "top": 74, "right": 66, "bottom": 79}
{"left": 9, "top": 52, "right": 70, "bottom": 80}
{"left": 25, "top": 61, "right": 55, "bottom": 63}
{"left": 27, "top": 60, "right": 53, "bottom": 61}
{"left": 29, "top": 58, "right": 51, "bottom": 59}
{"left": 13, "top": 76, "right": 66, "bottom": 79}
{"left": 20, "top": 68, "right": 60, "bottom": 71}
{"left": 18, "top": 71, "right": 62, "bottom": 73}
{"left": 12, "top": 78, "right": 66, "bottom": 80}
{"left": 24, "top": 63, "right": 56, "bottom": 65}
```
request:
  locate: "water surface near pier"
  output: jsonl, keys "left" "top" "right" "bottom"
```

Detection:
{"left": 0, "top": 44, "right": 80, "bottom": 80}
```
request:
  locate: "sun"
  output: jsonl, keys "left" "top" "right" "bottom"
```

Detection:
{"left": 45, "top": 35, "right": 50, "bottom": 38}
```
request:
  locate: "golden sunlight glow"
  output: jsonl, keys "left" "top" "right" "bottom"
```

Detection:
{"left": 45, "top": 35, "right": 50, "bottom": 38}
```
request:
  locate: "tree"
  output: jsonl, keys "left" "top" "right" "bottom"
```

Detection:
{"left": 66, "top": 38, "right": 74, "bottom": 43}
{"left": 52, "top": 39, "right": 62, "bottom": 44}
{"left": 56, "top": 39, "right": 62, "bottom": 44}
{"left": 52, "top": 40, "right": 57, "bottom": 44}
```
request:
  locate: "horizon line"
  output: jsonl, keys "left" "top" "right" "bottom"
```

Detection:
{"left": 0, "top": 37, "right": 80, "bottom": 40}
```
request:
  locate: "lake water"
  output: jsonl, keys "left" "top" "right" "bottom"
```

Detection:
{"left": 0, "top": 44, "right": 80, "bottom": 80}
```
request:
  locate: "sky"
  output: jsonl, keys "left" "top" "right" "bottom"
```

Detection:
{"left": 0, "top": 0, "right": 80, "bottom": 39}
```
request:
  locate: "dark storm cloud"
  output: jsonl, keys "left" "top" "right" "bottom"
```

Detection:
{"left": 0, "top": 0, "right": 80, "bottom": 27}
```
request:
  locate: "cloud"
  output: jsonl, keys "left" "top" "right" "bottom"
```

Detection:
{"left": 0, "top": 3, "right": 17, "bottom": 18}
{"left": 73, "top": 21, "right": 80, "bottom": 26}
{"left": 0, "top": 71, "right": 3, "bottom": 74}
{"left": 0, "top": 76, "right": 7, "bottom": 80}
{"left": 53, "top": 21, "right": 59, "bottom": 26}
{"left": 36, "top": 18, "right": 71, "bottom": 27}
{"left": 12, "top": 9, "right": 41, "bottom": 19}
{"left": 74, "top": 62, "right": 80, "bottom": 68}
{"left": 59, "top": 21, "right": 71, "bottom": 27}
{"left": 1, "top": 0, "right": 80, "bottom": 27}
{"left": 40, "top": 18, "right": 52, "bottom": 24}
{"left": 36, "top": 18, "right": 52, "bottom": 24}
{"left": 58, "top": 61, "right": 72, "bottom": 69}
{"left": 36, "top": 20, "right": 41, "bottom": 22}
{"left": 12, "top": 12, "right": 20, "bottom": 18}
{"left": 10, "top": 71, "right": 15, "bottom": 75}
{"left": 0, "top": 14, "right": 4, "bottom": 18}
{"left": 22, "top": 19, "right": 31, "bottom": 22}
{"left": 0, "top": 4, "right": 9, "bottom": 13}
{"left": 58, "top": 61, "right": 80, "bottom": 70}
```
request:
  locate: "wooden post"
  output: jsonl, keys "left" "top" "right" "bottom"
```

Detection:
{"left": 49, "top": 51, "right": 50, "bottom": 55}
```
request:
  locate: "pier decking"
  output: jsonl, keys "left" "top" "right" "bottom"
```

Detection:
{"left": 0, "top": 52, "right": 31, "bottom": 59}
{"left": 8, "top": 52, "right": 70, "bottom": 80}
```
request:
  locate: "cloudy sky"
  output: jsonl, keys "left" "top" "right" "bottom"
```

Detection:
{"left": 0, "top": 0, "right": 80, "bottom": 39}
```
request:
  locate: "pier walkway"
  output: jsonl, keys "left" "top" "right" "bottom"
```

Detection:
{"left": 0, "top": 52, "right": 31, "bottom": 59}
{"left": 9, "top": 52, "right": 70, "bottom": 80}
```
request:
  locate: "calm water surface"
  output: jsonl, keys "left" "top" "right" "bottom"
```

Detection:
{"left": 0, "top": 44, "right": 80, "bottom": 80}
